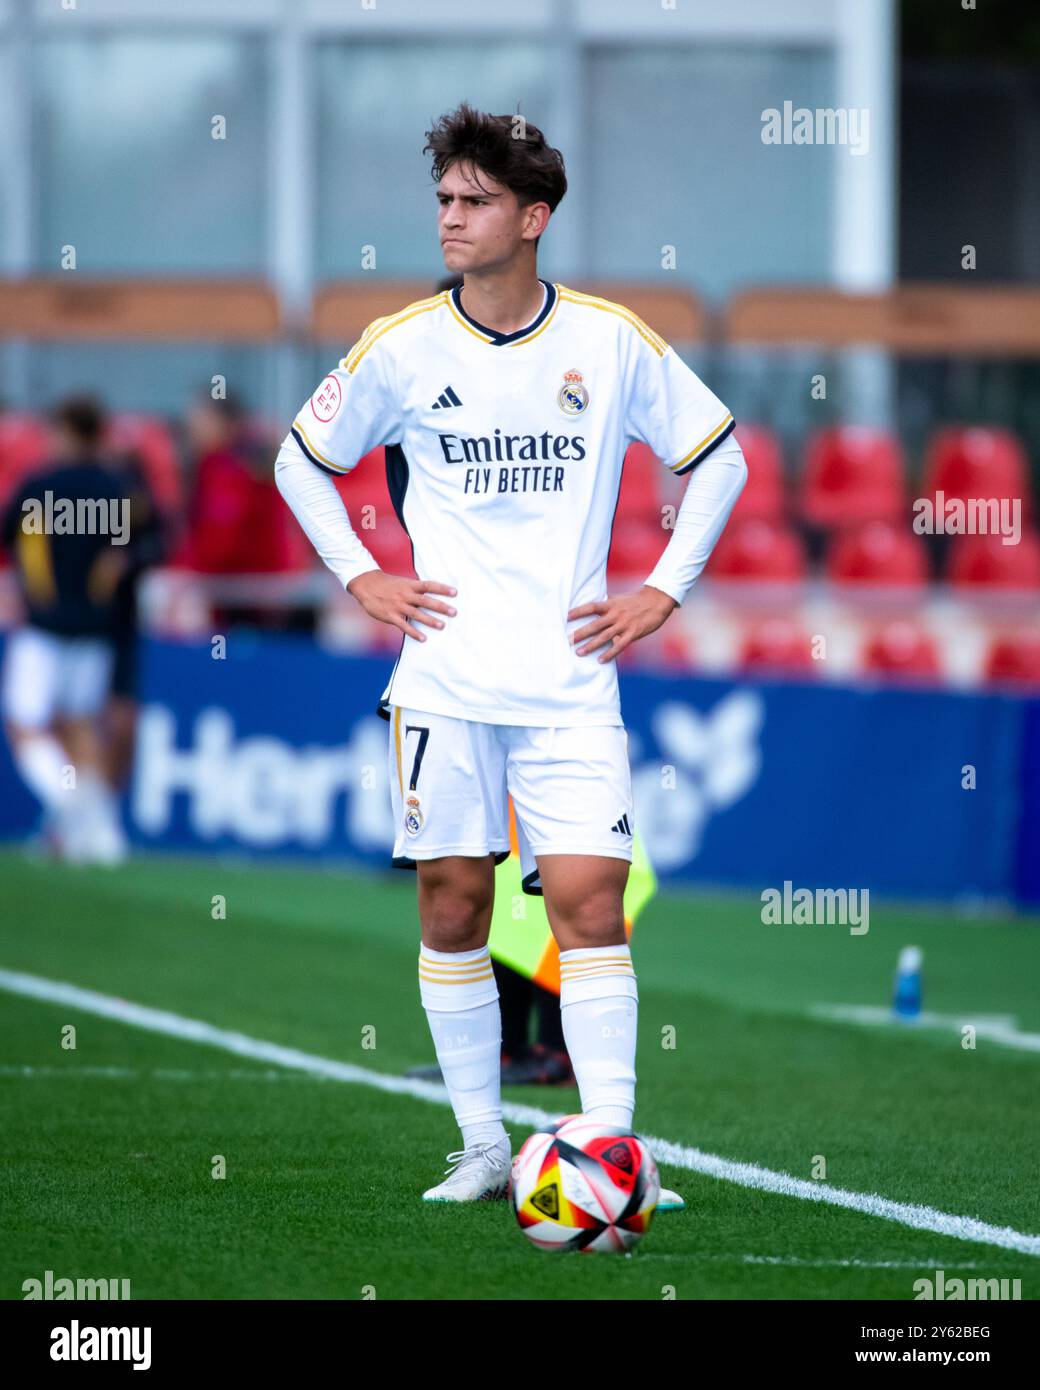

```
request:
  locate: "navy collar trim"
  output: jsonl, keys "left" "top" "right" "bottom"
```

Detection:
{"left": 449, "top": 279, "right": 556, "bottom": 345}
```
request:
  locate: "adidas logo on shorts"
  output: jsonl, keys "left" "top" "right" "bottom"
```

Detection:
{"left": 610, "top": 813, "right": 632, "bottom": 835}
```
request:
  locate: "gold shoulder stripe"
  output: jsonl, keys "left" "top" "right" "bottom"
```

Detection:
{"left": 556, "top": 285, "right": 668, "bottom": 356}
{"left": 557, "top": 284, "right": 669, "bottom": 352}
{"left": 341, "top": 292, "right": 448, "bottom": 373}
{"left": 353, "top": 290, "right": 445, "bottom": 344}
{"left": 352, "top": 315, "right": 387, "bottom": 349}
{"left": 335, "top": 313, "right": 390, "bottom": 369}
{"left": 558, "top": 287, "right": 668, "bottom": 355}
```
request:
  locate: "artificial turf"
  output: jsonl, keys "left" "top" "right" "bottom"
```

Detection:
{"left": 1, "top": 851, "right": 1036, "bottom": 1299}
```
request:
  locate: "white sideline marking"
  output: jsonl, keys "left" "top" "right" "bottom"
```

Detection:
{"left": 812, "top": 1004, "right": 1040, "bottom": 1053}
{"left": 640, "top": 1254, "right": 986, "bottom": 1269}
{"left": 0, "top": 1065, "right": 313, "bottom": 1082}
{"left": 739, "top": 1254, "right": 984, "bottom": 1269}
{"left": 3, "top": 966, "right": 1038, "bottom": 1259}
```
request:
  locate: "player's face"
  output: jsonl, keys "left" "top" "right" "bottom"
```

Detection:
{"left": 436, "top": 161, "right": 544, "bottom": 273}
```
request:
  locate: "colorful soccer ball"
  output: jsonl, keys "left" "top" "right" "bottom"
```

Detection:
{"left": 510, "top": 1113, "right": 660, "bottom": 1253}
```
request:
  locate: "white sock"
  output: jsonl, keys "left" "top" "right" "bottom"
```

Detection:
{"left": 418, "top": 944, "right": 508, "bottom": 1151}
{"left": 559, "top": 944, "right": 638, "bottom": 1130}
{"left": 75, "top": 769, "right": 128, "bottom": 861}
{"left": 13, "top": 734, "right": 68, "bottom": 814}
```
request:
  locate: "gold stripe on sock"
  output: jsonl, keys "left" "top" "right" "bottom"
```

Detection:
{"left": 560, "top": 952, "right": 632, "bottom": 965}
{"left": 419, "top": 953, "right": 491, "bottom": 970}
{"left": 560, "top": 970, "right": 636, "bottom": 983}
{"left": 560, "top": 959, "right": 635, "bottom": 977}
{"left": 418, "top": 966, "right": 495, "bottom": 984}
{"left": 419, "top": 949, "right": 490, "bottom": 963}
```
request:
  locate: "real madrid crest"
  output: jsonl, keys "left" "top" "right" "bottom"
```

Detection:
{"left": 557, "top": 368, "right": 589, "bottom": 416}
{"left": 404, "top": 793, "right": 424, "bottom": 836}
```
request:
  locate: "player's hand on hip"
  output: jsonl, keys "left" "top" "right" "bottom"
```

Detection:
{"left": 567, "top": 585, "right": 677, "bottom": 663}
{"left": 347, "top": 571, "right": 457, "bottom": 642}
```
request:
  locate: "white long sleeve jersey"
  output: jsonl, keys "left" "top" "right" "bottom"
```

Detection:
{"left": 275, "top": 280, "right": 746, "bottom": 727}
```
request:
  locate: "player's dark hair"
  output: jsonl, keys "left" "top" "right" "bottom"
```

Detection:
{"left": 424, "top": 102, "right": 567, "bottom": 243}
{"left": 52, "top": 394, "right": 105, "bottom": 446}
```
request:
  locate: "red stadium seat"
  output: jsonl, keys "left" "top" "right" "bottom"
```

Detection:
{"left": 366, "top": 526, "right": 415, "bottom": 576}
{"left": 660, "top": 627, "right": 696, "bottom": 669}
{"left": 923, "top": 427, "right": 1032, "bottom": 522}
{"left": 619, "top": 442, "right": 667, "bottom": 525}
{"left": 732, "top": 424, "right": 785, "bottom": 521}
{"left": 947, "top": 531, "right": 1040, "bottom": 590}
{"left": 335, "top": 449, "right": 415, "bottom": 577}
{"left": 707, "top": 518, "right": 807, "bottom": 582}
{"left": 607, "top": 517, "right": 667, "bottom": 577}
{"left": 985, "top": 634, "right": 1040, "bottom": 688}
{"left": 107, "top": 413, "right": 183, "bottom": 515}
{"left": 861, "top": 621, "right": 942, "bottom": 680}
{"left": 826, "top": 521, "right": 929, "bottom": 587}
{"left": 738, "top": 618, "right": 817, "bottom": 674}
{"left": 800, "top": 426, "right": 906, "bottom": 528}
{"left": 334, "top": 447, "right": 384, "bottom": 488}
{"left": 0, "top": 413, "right": 50, "bottom": 513}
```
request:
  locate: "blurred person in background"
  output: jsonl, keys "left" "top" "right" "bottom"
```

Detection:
{"left": 0, "top": 395, "right": 131, "bottom": 863}
{"left": 178, "top": 390, "right": 305, "bottom": 629}
{"left": 101, "top": 440, "right": 169, "bottom": 793}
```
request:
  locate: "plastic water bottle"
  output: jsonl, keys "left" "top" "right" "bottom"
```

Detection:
{"left": 893, "top": 946, "right": 923, "bottom": 1020}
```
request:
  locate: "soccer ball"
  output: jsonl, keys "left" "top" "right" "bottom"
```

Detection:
{"left": 510, "top": 1113, "right": 660, "bottom": 1253}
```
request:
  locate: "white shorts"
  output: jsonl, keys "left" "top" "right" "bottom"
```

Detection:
{"left": 1, "top": 625, "right": 115, "bottom": 729}
{"left": 386, "top": 704, "right": 635, "bottom": 895}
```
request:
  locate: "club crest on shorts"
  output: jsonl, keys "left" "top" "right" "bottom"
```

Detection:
{"left": 557, "top": 368, "right": 589, "bottom": 416}
{"left": 404, "top": 793, "right": 424, "bottom": 836}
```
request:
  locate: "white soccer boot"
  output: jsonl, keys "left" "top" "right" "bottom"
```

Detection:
{"left": 422, "top": 1135, "right": 512, "bottom": 1202}
{"left": 657, "top": 1186, "right": 685, "bottom": 1211}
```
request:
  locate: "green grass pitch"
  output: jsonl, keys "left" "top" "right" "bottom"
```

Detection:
{"left": 0, "top": 849, "right": 1037, "bottom": 1300}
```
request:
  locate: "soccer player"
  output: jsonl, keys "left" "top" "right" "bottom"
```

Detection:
{"left": 402, "top": 276, "right": 578, "bottom": 1090}
{"left": 275, "top": 103, "right": 747, "bottom": 1204}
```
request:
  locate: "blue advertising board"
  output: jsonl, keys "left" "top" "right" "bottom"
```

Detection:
{"left": 0, "top": 632, "right": 1036, "bottom": 907}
